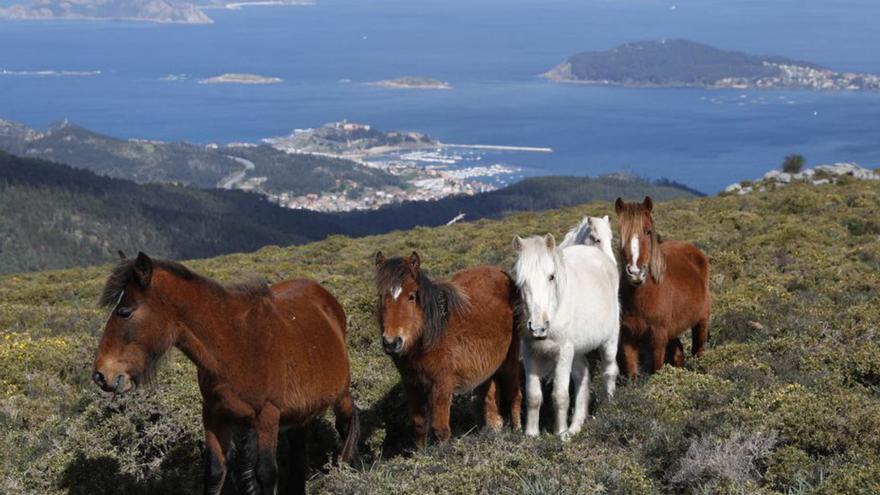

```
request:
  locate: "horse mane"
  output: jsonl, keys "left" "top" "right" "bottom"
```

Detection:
{"left": 375, "top": 257, "right": 470, "bottom": 351}
{"left": 99, "top": 257, "right": 270, "bottom": 308}
{"left": 560, "top": 217, "right": 591, "bottom": 249}
{"left": 618, "top": 205, "right": 666, "bottom": 282}
{"left": 514, "top": 235, "right": 568, "bottom": 288}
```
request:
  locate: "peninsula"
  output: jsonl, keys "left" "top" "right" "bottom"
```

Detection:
{"left": 368, "top": 77, "right": 453, "bottom": 90}
{"left": 545, "top": 39, "right": 880, "bottom": 91}
{"left": 198, "top": 73, "right": 283, "bottom": 84}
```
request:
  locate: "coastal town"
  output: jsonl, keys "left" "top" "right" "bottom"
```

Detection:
{"left": 249, "top": 121, "right": 523, "bottom": 212}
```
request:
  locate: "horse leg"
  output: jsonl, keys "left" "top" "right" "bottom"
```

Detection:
{"left": 692, "top": 317, "right": 710, "bottom": 358}
{"left": 666, "top": 338, "right": 684, "bottom": 367}
{"left": 285, "top": 428, "right": 307, "bottom": 495}
{"left": 235, "top": 429, "right": 260, "bottom": 495}
{"left": 478, "top": 379, "right": 503, "bottom": 432}
{"left": 619, "top": 335, "right": 640, "bottom": 379}
{"left": 255, "top": 406, "right": 280, "bottom": 495}
{"left": 523, "top": 350, "right": 544, "bottom": 437}
{"left": 404, "top": 380, "right": 428, "bottom": 449}
{"left": 600, "top": 339, "right": 620, "bottom": 399}
{"left": 333, "top": 389, "right": 360, "bottom": 465}
{"left": 202, "top": 411, "right": 232, "bottom": 495}
{"left": 495, "top": 330, "right": 522, "bottom": 431}
{"left": 498, "top": 344, "right": 523, "bottom": 431}
{"left": 651, "top": 334, "right": 669, "bottom": 373}
{"left": 566, "top": 356, "right": 589, "bottom": 438}
{"left": 428, "top": 380, "right": 454, "bottom": 443}
{"left": 552, "top": 343, "right": 575, "bottom": 438}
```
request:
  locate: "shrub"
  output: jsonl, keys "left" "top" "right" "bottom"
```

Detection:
{"left": 782, "top": 154, "right": 806, "bottom": 174}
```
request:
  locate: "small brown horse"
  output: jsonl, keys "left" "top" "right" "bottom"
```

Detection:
{"left": 614, "top": 197, "right": 711, "bottom": 377}
{"left": 92, "top": 253, "right": 359, "bottom": 495}
{"left": 374, "top": 251, "right": 522, "bottom": 447}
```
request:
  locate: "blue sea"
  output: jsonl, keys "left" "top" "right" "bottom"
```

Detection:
{"left": 1, "top": 0, "right": 880, "bottom": 193}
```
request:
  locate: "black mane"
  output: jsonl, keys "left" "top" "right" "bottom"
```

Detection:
{"left": 375, "top": 257, "right": 470, "bottom": 351}
{"left": 98, "top": 257, "right": 269, "bottom": 308}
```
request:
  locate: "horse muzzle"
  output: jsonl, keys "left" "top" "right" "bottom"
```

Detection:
{"left": 528, "top": 321, "right": 549, "bottom": 340}
{"left": 93, "top": 369, "right": 135, "bottom": 394}
{"left": 382, "top": 336, "right": 404, "bottom": 355}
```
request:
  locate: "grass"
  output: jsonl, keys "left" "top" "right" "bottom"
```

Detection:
{"left": 1, "top": 180, "right": 879, "bottom": 494}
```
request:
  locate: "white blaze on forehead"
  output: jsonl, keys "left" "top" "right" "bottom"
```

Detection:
{"left": 391, "top": 285, "right": 402, "bottom": 300}
{"left": 629, "top": 236, "right": 640, "bottom": 273}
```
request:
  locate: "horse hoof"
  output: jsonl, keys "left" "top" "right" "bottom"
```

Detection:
{"left": 559, "top": 431, "right": 573, "bottom": 442}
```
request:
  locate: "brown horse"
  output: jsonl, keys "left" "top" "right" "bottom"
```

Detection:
{"left": 614, "top": 197, "right": 711, "bottom": 377}
{"left": 374, "top": 251, "right": 522, "bottom": 447}
{"left": 92, "top": 252, "right": 359, "bottom": 495}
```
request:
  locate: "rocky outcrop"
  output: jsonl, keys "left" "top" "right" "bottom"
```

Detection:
{"left": 724, "top": 163, "right": 879, "bottom": 195}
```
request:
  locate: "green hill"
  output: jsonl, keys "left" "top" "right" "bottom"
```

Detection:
{"left": 0, "top": 119, "right": 401, "bottom": 192}
{"left": 0, "top": 151, "right": 697, "bottom": 274}
{"left": 1, "top": 180, "right": 878, "bottom": 493}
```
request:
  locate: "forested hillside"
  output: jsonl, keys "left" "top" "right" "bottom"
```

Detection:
{"left": 1, "top": 180, "right": 878, "bottom": 493}
{"left": 0, "top": 152, "right": 697, "bottom": 274}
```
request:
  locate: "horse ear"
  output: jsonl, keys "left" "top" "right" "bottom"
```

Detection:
{"left": 512, "top": 236, "right": 523, "bottom": 252}
{"left": 375, "top": 251, "right": 385, "bottom": 267}
{"left": 133, "top": 252, "right": 153, "bottom": 288}
{"left": 603, "top": 215, "right": 609, "bottom": 223}
{"left": 117, "top": 250, "right": 127, "bottom": 260}
{"left": 409, "top": 251, "right": 421, "bottom": 273}
{"left": 614, "top": 197, "right": 624, "bottom": 215}
{"left": 544, "top": 233, "right": 556, "bottom": 250}
{"left": 643, "top": 196, "right": 653, "bottom": 212}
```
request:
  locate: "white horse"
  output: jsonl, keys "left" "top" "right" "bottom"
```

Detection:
{"left": 560, "top": 215, "right": 617, "bottom": 265}
{"left": 513, "top": 232, "right": 620, "bottom": 439}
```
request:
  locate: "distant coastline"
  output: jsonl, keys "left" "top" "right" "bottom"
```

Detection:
{"left": 198, "top": 73, "right": 283, "bottom": 85}
{"left": 0, "top": 0, "right": 312, "bottom": 24}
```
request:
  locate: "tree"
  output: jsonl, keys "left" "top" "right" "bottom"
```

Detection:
{"left": 782, "top": 154, "right": 805, "bottom": 174}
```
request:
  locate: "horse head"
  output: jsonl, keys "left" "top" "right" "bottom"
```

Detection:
{"left": 93, "top": 252, "right": 180, "bottom": 394}
{"left": 513, "top": 233, "right": 563, "bottom": 340}
{"left": 614, "top": 196, "right": 665, "bottom": 286}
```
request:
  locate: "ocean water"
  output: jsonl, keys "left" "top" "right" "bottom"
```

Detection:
{"left": 1, "top": 0, "right": 880, "bottom": 192}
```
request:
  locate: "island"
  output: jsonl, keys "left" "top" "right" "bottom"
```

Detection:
{"left": 198, "top": 73, "right": 283, "bottom": 85}
{"left": 544, "top": 39, "right": 880, "bottom": 91}
{"left": 368, "top": 77, "right": 453, "bottom": 90}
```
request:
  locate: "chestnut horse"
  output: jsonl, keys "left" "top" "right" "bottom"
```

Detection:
{"left": 614, "top": 197, "right": 711, "bottom": 377}
{"left": 92, "top": 253, "right": 359, "bottom": 495}
{"left": 374, "top": 251, "right": 522, "bottom": 447}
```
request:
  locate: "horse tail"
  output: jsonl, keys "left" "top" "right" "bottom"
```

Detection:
{"left": 338, "top": 391, "right": 360, "bottom": 465}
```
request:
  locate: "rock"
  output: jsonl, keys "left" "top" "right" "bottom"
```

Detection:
{"left": 812, "top": 179, "right": 831, "bottom": 185}
{"left": 814, "top": 162, "right": 878, "bottom": 180}
{"left": 793, "top": 168, "right": 815, "bottom": 180}
{"left": 724, "top": 183, "right": 742, "bottom": 193}
{"left": 737, "top": 186, "right": 753, "bottom": 195}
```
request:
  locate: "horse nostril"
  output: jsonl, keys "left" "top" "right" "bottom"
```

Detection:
{"left": 112, "top": 374, "right": 125, "bottom": 392}
{"left": 93, "top": 371, "right": 106, "bottom": 387}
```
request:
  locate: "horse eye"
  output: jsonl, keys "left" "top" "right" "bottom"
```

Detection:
{"left": 590, "top": 235, "right": 599, "bottom": 243}
{"left": 116, "top": 307, "right": 133, "bottom": 319}
{"left": 549, "top": 274, "right": 555, "bottom": 282}
{"left": 408, "top": 292, "right": 416, "bottom": 302}
{"left": 645, "top": 229, "right": 652, "bottom": 235}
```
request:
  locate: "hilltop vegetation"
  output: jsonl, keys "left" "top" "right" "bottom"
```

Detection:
{"left": 1, "top": 180, "right": 878, "bottom": 493}
{"left": 0, "top": 151, "right": 696, "bottom": 274}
